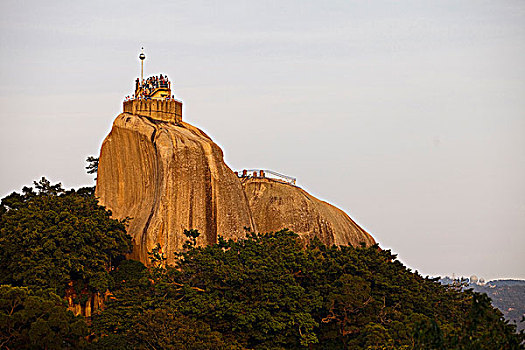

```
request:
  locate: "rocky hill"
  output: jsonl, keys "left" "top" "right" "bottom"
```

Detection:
{"left": 96, "top": 110, "right": 375, "bottom": 264}
{"left": 96, "top": 113, "right": 255, "bottom": 264}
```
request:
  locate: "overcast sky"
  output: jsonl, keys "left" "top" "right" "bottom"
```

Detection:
{"left": 1, "top": 0, "right": 524, "bottom": 280}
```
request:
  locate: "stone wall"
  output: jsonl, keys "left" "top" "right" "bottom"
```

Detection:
{"left": 123, "top": 99, "right": 182, "bottom": 123}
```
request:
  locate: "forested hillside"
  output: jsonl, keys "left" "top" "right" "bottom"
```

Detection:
{"left": 1, "top": 179, "right": 523, "bottom": 349}
{"left": 471, "top": 280, "right": 525, "bottom": 332}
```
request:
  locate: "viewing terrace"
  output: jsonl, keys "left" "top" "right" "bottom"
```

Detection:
{"left": 236, "top": 169, "right": 297, "bottom": 186}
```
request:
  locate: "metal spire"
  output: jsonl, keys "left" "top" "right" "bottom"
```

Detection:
{"left": 139, "top": 47, "right": 146, "bottom": 86}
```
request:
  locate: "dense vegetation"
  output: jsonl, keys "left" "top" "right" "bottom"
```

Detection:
{"left": 0, "top": 285, "right": 87, "bottom": 348}
{"left": 0, "top": 178, "right": 523, "bottom": 349}
{"left": 0, "top": 178, "right": 131, "bottom": 348}
{"left": 0, "top": 178, "right": 131, "bottom": 295}
{"left": 91, "top": 229, "right": 523, "bottom": 349}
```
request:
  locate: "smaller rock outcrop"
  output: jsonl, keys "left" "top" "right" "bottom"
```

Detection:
{"left": 242, "top": 177, "right": 375, "bottom": 247}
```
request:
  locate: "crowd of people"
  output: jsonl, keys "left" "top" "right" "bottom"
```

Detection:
{"left": 123, "top": 74, "right": 174, "bottom": 101}
{"left": 136, "top": 74, "right": 170, "bottom": 93}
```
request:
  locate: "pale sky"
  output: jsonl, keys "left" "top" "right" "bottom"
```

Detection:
{"left": 1, "top": 0, "right": 524, "bottom": 280}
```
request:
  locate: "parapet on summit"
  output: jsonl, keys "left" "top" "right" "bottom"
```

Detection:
{"left": 122, "top": 49, "right": 182, "bottom": 123}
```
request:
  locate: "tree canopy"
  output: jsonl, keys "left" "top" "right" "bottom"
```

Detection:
{"left": 0, "top": 177, "right": 132, "bottom": 295}
{"left": 86, "top": 156, "right": 99, "bottom": 175}
{"left": 91, "top": 229, "right": 524, "bottom": 349}
{"left": 0, "top": 285, "right": 88, "bottom": 349}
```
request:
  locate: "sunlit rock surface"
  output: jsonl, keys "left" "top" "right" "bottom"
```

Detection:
{"left": 242, "top": 177, "right": 375, "bottom": 247}
{"left": 96, "top": 112, "right": 375, "bottom": 265}
{"left": 96, "top": 113, "right": 255, "bottom": 264}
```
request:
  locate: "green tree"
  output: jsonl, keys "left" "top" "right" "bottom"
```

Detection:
{"left": 90, "top": 260, "right": 152, "bottom": 338}
{"left": 92, "top": 229, "right": 524, "bottom": 349}
{"left": 86, "top": 156, "right": 99, "bottom": 175}
{"left": 0, "top": 285, "right": 87, "bottom": 349}
{"left": 444, "top": 291, "right": 524, "bottom": 349}
{"left": 90, "top": 258, "right": 244, "bottom": 349}
{"left": 174, "top": 229, "right": 321, "bottom": 349}
{"left": 128, "top": 309, "right": 242, "bottom": 350}
{"left": 0, "top": 178, "right": 132, "bottom": 295}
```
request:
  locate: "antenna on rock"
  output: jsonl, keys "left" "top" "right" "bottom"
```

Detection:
{"left": 139, "top": 47, "right": 146, "bottom": 86}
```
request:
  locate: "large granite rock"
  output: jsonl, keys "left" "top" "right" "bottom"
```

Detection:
{"left": 241, "top": 177, "right": 375, "bottom": 247}
{"left": 96, "top": 112, "right": 375, "bottom": 265}
{"left": 95, "top": 113, "right": 255, "bottom": 264}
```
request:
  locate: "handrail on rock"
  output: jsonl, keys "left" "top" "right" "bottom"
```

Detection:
{"left": 235, "top": 169, "right": 297, "bottom": 186}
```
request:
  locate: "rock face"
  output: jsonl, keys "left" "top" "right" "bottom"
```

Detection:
{"left": 242, "top": 178, "right": 375, "bottom": 247}
{"left": 96, "top": 110, "right": 375, "bottom": 265}
{"left": 96, "top": 113, "right": 255, "bottom": 264}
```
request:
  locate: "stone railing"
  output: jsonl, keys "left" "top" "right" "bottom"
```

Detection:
{"left": 123, "top": 99, "right": 182, "bottom": 123}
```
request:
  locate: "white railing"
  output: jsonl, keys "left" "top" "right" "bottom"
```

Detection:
{"left": 236, "top": 169, "right": 297, "bottom": 185}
